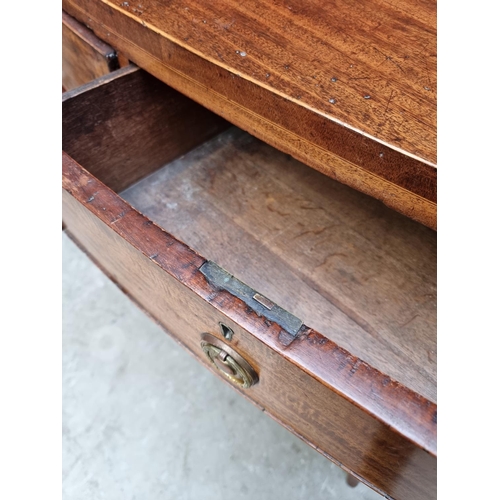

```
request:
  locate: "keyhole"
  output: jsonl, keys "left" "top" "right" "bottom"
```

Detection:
{"left": 219, "top": 322, "right": 234, "bottom": 340}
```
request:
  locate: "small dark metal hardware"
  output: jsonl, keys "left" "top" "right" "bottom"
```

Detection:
{"left": 199, "top": 261, "right": 303, "bottom": 337}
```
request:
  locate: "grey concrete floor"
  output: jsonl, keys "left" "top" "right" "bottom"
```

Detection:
{"left": 62, "top": 233, "right": 382, "bottom": 500}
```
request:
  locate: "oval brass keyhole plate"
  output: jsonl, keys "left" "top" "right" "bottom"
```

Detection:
{"left": 200, "top": 332, "right": 259, "bottom": 388}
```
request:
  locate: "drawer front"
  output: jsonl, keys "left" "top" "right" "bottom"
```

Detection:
{"left": 63, "top": 157, "right": 435, "bottom": 500}
{"left": 62, "top": 68, "right": 436, "bottom": 500}
{"left": 62, "top": 10, "right": 126, "bottom": 91}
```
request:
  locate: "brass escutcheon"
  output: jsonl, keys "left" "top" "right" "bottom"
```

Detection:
{"left": 200, "top": 332, "right": 259, "bottom": 388}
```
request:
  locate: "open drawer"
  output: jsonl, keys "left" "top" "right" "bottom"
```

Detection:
{"left": 62, "top": 65, "right": 436, "bottom": 500}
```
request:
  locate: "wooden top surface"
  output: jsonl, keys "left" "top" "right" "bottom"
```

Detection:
{"left": 103, "top": 0, "right": 436, "bottom": 166}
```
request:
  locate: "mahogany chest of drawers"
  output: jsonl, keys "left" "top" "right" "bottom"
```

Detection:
{"left": 62, "top": 2, "right": 437, "bottom": 498}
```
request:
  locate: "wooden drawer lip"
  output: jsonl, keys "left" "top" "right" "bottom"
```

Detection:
{"left": 62, "top": 150, "right": 436, "bottom": 457}
{"left": 62, "top": 0, "right": 436, "bottom": 230}
{"left": 62, "top": 63, "right": 138, "bottom": 102}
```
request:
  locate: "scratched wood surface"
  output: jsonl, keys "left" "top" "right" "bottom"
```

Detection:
{"left": 62, "top": 153, "right": 436, "bottom": 499}
{"left": 67, "top": 0, "right": 437, "bottom": 163}
{"left": 121, "top": 127, "right": 436, "bottom": 403}
{"left": 62, "top": 0, "right": 437, "bottom": 229}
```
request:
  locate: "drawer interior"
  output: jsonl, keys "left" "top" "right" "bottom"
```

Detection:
{"left": 63, "top": 67, "right": 436, "bottom": 404}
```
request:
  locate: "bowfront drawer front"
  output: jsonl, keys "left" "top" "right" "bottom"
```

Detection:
{"left": 62, "top": 66, "right": 437, "bottom": 500}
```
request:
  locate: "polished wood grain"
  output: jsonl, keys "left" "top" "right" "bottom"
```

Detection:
{"left": 62, "top": 153, "right": 436, "bottom": 500}
{"left": 63, "top": 66, "right": 229, "bottom": 192}
{"left": 62, "top": 10, "right": 121, "bottom": 90}
{"left": 62, "top": 0, "right": 437, "bottom": 229}
{"left": 122, "top": 127, "right": 436, "bottom": 403}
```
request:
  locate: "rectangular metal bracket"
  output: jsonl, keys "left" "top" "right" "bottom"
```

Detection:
{"left": 199, "top": 260, "right": 303, "bottom": 337}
